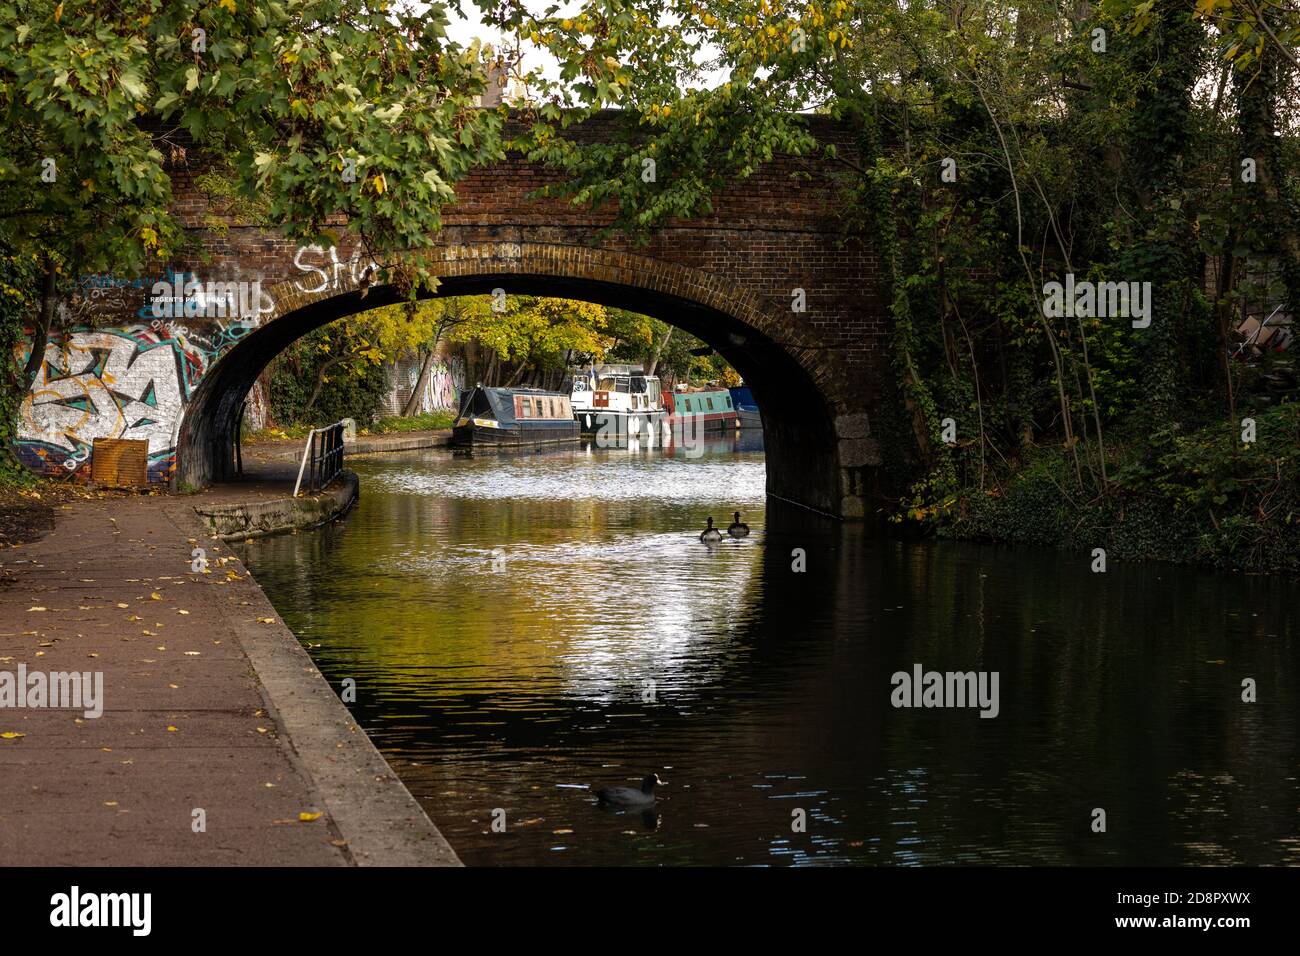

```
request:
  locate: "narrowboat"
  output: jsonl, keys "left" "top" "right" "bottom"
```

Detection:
{"left": 570, "top": 364, "right": 668, "bottom": 438}
{"left": 662, "top": 387, "right": 738, "bottom": 433}
{"left": 452, "top": 386, "right": 579, "bottom": 449}
{"left": 728, "top": 385, "right": 762, "bottom": 429}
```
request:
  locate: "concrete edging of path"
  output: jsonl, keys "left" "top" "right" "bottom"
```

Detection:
{"left": 165, "top": 497, "right": 463, "bottom": 867}
{"left": 192, "top": 471, "right": 360, "bottom": 541}
{"left": 346, "top": 432, "right": 451, "bottom": 456}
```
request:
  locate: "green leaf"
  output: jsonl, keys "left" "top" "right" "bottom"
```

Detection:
{"left": 119, "top": 71, "right": 146, "bottom": 102}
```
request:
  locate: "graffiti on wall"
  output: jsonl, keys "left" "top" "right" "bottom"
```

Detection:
{"left": 293, "top": 244, "right": 378, "bottom": 296}
{"left": 395, "top": 353, "right": 464, "bottom": 415}
{"left": 17, "top": 245, "right": 414, "bottom": 481}
{"left": 425, "top": 356, "right": 464, "bottom": 412}
{"left": 15, "top": 320, "right": 256, "bottom": 480}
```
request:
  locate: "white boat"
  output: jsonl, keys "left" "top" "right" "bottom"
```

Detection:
{"left": 569, "top": 364, "right": 668, "bottom": 439}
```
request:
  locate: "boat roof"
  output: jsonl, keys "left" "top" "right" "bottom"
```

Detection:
{"left": 460, "top": 385, "right": 568, "bottom": 424}
{"left": 575, "top": 364, "right": 654, "bottom": 377}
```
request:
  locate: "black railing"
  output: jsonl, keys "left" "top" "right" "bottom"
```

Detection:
{"left": 293, "top": 421, "right": 346, "bottom": 496}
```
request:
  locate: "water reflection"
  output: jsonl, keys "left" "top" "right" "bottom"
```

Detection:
{"left": 237, "top": 441, "right": 1300, "bottom": 866}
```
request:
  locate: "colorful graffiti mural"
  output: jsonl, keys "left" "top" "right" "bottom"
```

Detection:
{"left": 381, "top": 352, "right": 465, "bottom": 417}
{"left": 15, "top": 320, "right": 257, "bottom": 481}
{"left": 15, "top": 246, "right": 436, "bottom": 482}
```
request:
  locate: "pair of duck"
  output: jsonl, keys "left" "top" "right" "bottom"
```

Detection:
{"left": 700, "top": 512, "right": 749, "bottom": 543}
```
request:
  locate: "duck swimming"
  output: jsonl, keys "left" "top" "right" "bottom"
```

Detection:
{"left": 700, "top": 517, "right": 723, "bottom": 543}
{"left": 595, "top": 773, "right": 664, "bottom": 808}
{"left": 728, "top": 512, "right": 749, "bottom": 537}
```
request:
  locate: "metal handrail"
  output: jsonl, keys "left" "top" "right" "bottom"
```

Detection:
{"left": 292, "top": 421, "right": 346, "bottom": 497}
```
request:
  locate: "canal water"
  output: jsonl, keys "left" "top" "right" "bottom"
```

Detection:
{"left": 236, "top": 439, "right": 1300, "bottom": 866}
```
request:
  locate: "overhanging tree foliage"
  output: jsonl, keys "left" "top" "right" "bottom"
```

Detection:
{"left": 0, "top": 0, "right": 508, "bottom": 468}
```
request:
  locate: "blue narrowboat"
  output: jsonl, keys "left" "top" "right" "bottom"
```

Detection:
{"left": 452, "top": 386, "right": 580, "bottom": 449}
{"left": 728, "top": 385, "right": 761, "bottom": 429}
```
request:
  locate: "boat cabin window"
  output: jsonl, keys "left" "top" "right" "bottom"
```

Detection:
{"left": 534, "top": 398, "right": 544, "bottom": 417}
{"left": 707, "top": 397, "right": 715, "bottom": 410}
{"left": 684, "top": 398, "right": 693, "bottom": 412}
{"left": 725, "top": 396, "right": 732, "bottom": 408}
{"left": 597, "top": 377, "right": 617, "bottom": 391}
{"left": 521, "top": 400, "right": 532, "bottom": 417}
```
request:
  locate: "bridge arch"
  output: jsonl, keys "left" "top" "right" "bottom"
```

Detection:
{"left": 176, "top": 241, "right": 857, "bottom": 516}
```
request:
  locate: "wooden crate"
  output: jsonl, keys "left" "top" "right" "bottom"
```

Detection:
{"left": 91, "top": 438, "right": 149, "bottom": 488}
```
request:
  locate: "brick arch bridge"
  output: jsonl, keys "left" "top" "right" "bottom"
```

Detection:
{"left": 19, "top": 114, "right": 893, "bottom": 519}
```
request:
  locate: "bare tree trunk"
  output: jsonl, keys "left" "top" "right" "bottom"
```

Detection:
{"left": 971, "top": 79, "right": 1084, "bottom": 490}
{"left": 646, "top": 326, "right": 673, "bottom": 377}
{"left": 505, "top": 360, "right": 529, "bottom": 388}
{"left": 22, "top": 263, "right": 57, "bottom": 391}
{"left": 401, "top": 350, "right": 435, "bottom": 416}
{"left": 304, "top": 356, "right": 346, "bottom": 414}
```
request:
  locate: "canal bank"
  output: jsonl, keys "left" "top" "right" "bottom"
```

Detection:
{"left": 0, "top": 482, "right": 459, "bottom": 866}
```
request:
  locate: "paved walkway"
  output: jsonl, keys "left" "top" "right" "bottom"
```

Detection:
{"left": 0, "top": 484, "right": 459, "bottom": 866}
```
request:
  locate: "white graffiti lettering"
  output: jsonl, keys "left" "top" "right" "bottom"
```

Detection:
{"left": 293, "top": 244, "right": 379, "bottom": 295}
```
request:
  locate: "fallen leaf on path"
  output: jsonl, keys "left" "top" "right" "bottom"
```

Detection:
{"left": 0, "top": 732, "right": 25, "bottom": 739}
{"left": 299, "top": 811, "right": 323, "bottom": 822}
